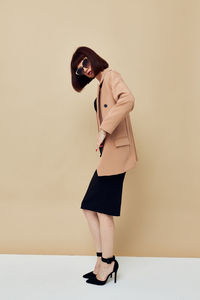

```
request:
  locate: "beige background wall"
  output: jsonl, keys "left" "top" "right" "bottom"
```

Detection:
{"left": 0, "top": 0, "right": 199, "bottom": 257}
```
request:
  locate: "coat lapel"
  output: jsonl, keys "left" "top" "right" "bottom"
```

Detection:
{"left": 96, "top": 81, "right": 103, "bottom": 129}
{"left": 96, "top": 67, "right": 111, "bottom": 129}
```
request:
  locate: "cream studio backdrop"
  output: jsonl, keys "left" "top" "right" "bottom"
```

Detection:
{"left": 0, "top": 0, "right": 199, "bottom": 257}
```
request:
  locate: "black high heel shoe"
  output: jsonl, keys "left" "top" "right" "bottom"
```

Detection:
{"left": 82, "top": 252, "right": 102, "bottom": 279}
{"left": 86, "top": 255, "right": 119, "bottom": 285}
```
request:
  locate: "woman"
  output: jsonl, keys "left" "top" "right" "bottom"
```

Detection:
{"left": 70, "top": 46, "right": 138, "bottom": 285}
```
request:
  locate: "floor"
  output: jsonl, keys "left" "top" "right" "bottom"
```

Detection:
{"left": 0, "top": 254, "right": 199, "bottom": 300}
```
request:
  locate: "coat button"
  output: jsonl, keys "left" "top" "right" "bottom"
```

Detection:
{"left": 104, "top": 104, "right": 108, "bottom": 107}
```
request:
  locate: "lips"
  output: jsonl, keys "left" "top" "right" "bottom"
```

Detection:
{"left": 88, "top": 70, "right": 92, "bottom": 75}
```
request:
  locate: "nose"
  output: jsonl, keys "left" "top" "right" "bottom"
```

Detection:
{"left": 84, "top": 67, "right": 89, "bottom": 74}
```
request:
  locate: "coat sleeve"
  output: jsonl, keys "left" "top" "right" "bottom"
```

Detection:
{"left": 99, "top": 70, "right": 135, "bottom": 135}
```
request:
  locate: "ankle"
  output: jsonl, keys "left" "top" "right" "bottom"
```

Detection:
{"left": 101, "top": 255, "right": 115, "bottom": 263}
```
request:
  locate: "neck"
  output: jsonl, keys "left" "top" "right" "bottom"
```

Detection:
{"left": 96, "top": 70, "right": 103, "bottom": 83}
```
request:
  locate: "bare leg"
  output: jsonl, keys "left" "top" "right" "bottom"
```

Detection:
{"left": 96, "top": 212, "right": 115, "bottom": 280}
{"left": 82, "top": 209, "right": 102, "bottom": 274}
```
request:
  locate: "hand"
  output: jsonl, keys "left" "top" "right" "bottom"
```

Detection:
{"left": 96, "top": 129, "right": 107, "bottom": 152}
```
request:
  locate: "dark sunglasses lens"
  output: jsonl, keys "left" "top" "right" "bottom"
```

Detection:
{"left": 76, "top": 67, "right": 83, "bottom": 76}
{"left": 82, "top": 58, "right": 89, "bottom": 68}
{"left": 76, "top": 58, "right": 89, "bottom": 76}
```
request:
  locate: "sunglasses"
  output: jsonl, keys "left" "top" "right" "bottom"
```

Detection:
{"left": 75, "top": 57, "right": 89, "bottom": 76}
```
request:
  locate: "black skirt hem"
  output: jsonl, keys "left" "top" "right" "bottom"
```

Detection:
{"left": 80, "top": 169, "right": 126, "bottom": 217}
{"left": 80, "top": 206, "right": 120, "bottom": 217}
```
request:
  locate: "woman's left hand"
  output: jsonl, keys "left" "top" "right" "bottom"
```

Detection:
{"left": 96, "top": 129, "right": 107, "bottom": 152}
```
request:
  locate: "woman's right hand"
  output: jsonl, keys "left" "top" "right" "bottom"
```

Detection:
{"left": 96, "top": 129, "right": 107, "bottom": 152}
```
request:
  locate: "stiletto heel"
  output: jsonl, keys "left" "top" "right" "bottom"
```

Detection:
{"left": 82, "top": 252, "right": 102, "bottom": 279}
{"left": 86, "top": 255, "right": 119, "bottom": 285}
{"left": 114, "top": 269, "right": 117, "bottom": 283}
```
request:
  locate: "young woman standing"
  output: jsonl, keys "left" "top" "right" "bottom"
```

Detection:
{"left": 70, "top": 46, "right": 138, "bottom": 285}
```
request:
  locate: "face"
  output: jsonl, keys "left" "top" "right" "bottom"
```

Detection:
{"left": 76, "top": 57, "right": 94, "bottom": 78}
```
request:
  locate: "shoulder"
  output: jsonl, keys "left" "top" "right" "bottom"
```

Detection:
{"left": 102, "top": 69, "right": 124, "bottom": 90}
{"left": 105, "top": 69, "right": 121, "bottom": 84}
{"left": 107, "top": 69, "right": 121, "bottom": 77}
{"left": 107, "top": 70, "right": 124, "bottom": 87}
{"left": 109, "top": 69, "right": 123, "bottom": 80}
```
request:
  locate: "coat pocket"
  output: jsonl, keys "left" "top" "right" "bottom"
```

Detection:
{"left": 114, "top": 136, "right": 130, "bottom": 147}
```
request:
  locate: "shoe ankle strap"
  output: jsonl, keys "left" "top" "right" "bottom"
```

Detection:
{"left": 101, "top": 255, "right": 115, "bottom": 264}
{"left": 96, "top": 252, "right": 102, "bottom": 257}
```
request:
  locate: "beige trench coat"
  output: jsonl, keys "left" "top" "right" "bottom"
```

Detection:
{"left": 95, "top": 67, "right": 138, "bottom": 176}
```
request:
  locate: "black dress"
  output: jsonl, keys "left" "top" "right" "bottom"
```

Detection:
{"left": 80, "top": 98, "right": 126, "bottom": 217}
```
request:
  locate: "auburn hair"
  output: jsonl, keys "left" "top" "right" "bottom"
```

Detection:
{"left": 70, "top": 46, "right": 109, "bottom": 92}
